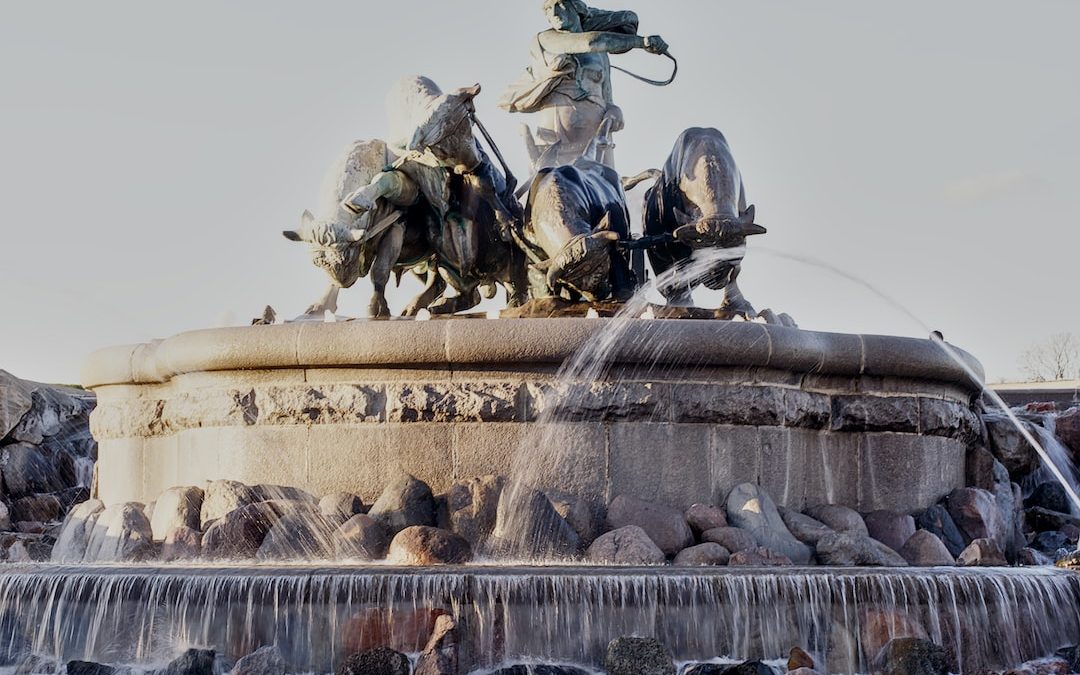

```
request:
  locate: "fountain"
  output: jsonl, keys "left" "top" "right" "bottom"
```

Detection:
{"left": 3, "top": 3, "right": 1080, "bottom": 675}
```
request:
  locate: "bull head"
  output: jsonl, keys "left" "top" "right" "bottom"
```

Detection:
{"left": 538, "top": 214, "right": 620, "bottom": 302}
{"left": 672, "top": 204, "right": 766, "bottom": 249}
{"left": 283, "top": 210, "right": 398, "bottom": 289}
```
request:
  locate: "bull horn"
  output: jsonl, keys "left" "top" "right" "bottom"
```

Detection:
{"left": 282, "top": 230, "right": 305, "bottom": 242}
{"left": 283, "top": 210, "right": 317, "bottom": 242}
{"left": 590, "top": 230, "right": 620, "bottom": 242}
{"left": 741, "top": 222, "right": 767, "bottom": 237}
{"left": 740, "top": 204, "right": 756, "bottom": 223}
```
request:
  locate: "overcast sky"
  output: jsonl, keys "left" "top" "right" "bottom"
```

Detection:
{"left": 1, "top": 1, "right": 1077, "bottom": 385}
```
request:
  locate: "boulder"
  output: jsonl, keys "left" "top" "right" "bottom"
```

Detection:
{"left": 685, "top": 503, "right": 727, "bottom": 537}
{"left": 985, "top": 416, "right": 1040, "bottom": 477}
{"left": 673, "top": 543, "right": 730, "bottom": 566}
{"left": 232, "top": 645, "right": 286, "bottom": 675}
{"left": 1057, "top": 408, "right": 1080, "bottom": 459}
{"left": 815, "top": 532, "right": 907, "bottom": 567}
{"left": 946, "top": 488, "right": 1005, "bottom": 546}
{"left": 728, "top": 548, "right": 793, "bottom": 566}
{"left": 50, "top": 499, "right": 105, "bottom": 562}
{"left": 860, "top": 608, "right": 929, "bottom": 664}
{"left": 83, "top": 502, "right": 154, "bottom": 563}
{"left": 1026, "top": 482, "right": 1072, "bottom": 514}
{"left": 333, "top": 514, "right": 391, "bottom": 560}
{"left": 161, "top": 525, "right": 202, "bottom": 562}
{"left": 788, "top": 646, "right": 815, "bottom": 671}
{"left": 863, "top": 510, "right": 916, "bottom": 553}
{"left": 11, "top": 494, "right": 62, "bottom": 524}
{"left": 252, "top": 484, "right": 318, "bottom": 505}
{"left": 873, "top": 637, "right": 948, "bottom": 675}
{"left": 804, "top": 504, "right": 868, "bottom": 536}
{"left": 586, "top": 525, "right": 665, "bottom": 565}
{"left": 160, "top": 648, "right": 216, "bottom": 675}
{"left": 342, "top": 608, "right": 449, "bottom": 655}
{"left": 778, "top": 507, "right": 834, "bottom": 546}
{"left": 1027, "top": 506, "right": 1080, "bottom": 532}
{"left": 1018, "top": 547, "right": 1054, "bottom": 566}
{"left": 443, "top": 475, "right": 504, "bottom": 548}
{"left": 66, "top": 662, "right": 115, "bottom": 675}
{"left": 683, "top": 661, "right": 774, "bottom": 675}
{"left": 702, "top": 527, "right": 757, "bottom": 553}
{"left": 914, "top": 505, "right": 966, "bottom": 557}
{"left": 0, "top": 370, "right": 35, "bottom": 441}
{"left": 488, "top": 667, "right": 590, "bottom": 675}
{"left": 7, "top": 385, "right": 92, "bottom": 446}
{"left": 367, "top": 474, "right": 437, "bottom": 535}
{"left": 387, "top": 526, "right": 471, "bottom": 565}
{"left": 547, "top": 489, "right": 602, "bottom": 545}
{"left": 1011, "top": 657, "right": 1072, "bottom": 675}
{"left": 606, "top": 495, "right": 694, "bottom": 557}
{"left": 1032, "top": 530, "right": 1072, "bottom": 556}
{"left": 491, "top": 486, "right": 580, "bottom": 559}
{"left": 319, "top": 492, "right": 366, "bottom": 522}
{"left": 256, "top": 506, "right": 337, "bottom": 561}
{"left": 201, "top": 501, "right": 289, "bottom": 559}
{"left": 200, "top": 480, "right": 257, "bottom": 524}
{"left": 957, "top": 538, "right": 1007, "bottom": 566}
{"left": 726, "top": 484, "right": 811, "bottom": 564}
{"left": 150, "top": 486, "right": 204, "bottom": 541}
{"left": 1, "top": 443, "right": 67, "bottom": 498}
{"left": 604, "top": 637, "right": 675, "bottom": 675}
{"left": 336, "top": 647, "right": 410, "bottom": 675}
{"left": 898, "top": 531, "right": 954, "bottom": 566}
{"left": 413, "top": 614, "right": 457, "bottom": 675}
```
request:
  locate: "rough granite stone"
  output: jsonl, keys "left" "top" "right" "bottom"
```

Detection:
{"left": 604, "top": 637, "right": 674, "bottom": 675}
{"left": 702, "top": 526, "right": 757, "bottom": 553}
{"left": 815, "top": 532, "right": 908, "bottom": 567}
{"left": 685, "top": 503, "right": 727, "bottom": 537}
{"left": 150, "top": 486, "right": 204, "bottom": 541}
{"left": 957, "top": 538, "right": 1007, "bottom": 567}
{"left": 863, "top": 510, "right": 916, "bottom": 553}
{"left": 333, "top": 514, "right": 391, "bottom": 560}
{"left": 387, "top": 526, "right": 471, "bottom": 565}
{"left": 726, "top": 483, "right": 811, "bottom": 563}
{"left": 898, "top": 530, "right": 954, "bottom": 566}
{"left": 368, "top": 474, "right": 437, "bottom": 535}
{"left": 673, "top": 542, "right": 730, "bottom": 566}
{"left": 830, "top": 395, "right": 919, "bottom": 433}
{"left": 778, "top": 507, "right": 834, "bottom": 545}
{"left": 805, "top": 504, "right": 868, "bottom": 537}
{"left": 388, "top": 383, "right": 519, "bottom": 422}
{"left": 606, "top": 495, "right": 694, "bottom": 557}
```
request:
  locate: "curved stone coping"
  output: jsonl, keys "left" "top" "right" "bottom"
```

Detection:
{"left": 82, "top": 319, "right": 985, "bottom": 391}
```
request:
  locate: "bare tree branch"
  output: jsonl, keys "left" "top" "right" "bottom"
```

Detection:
{"left": 1020, "top": 332, "right": 1080, "bottom": 382}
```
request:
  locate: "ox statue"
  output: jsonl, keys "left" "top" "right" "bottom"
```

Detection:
{"left": 521, "top": 156, "right": 636, "bottom": 302}
{"left": 641, "top": 127, "right": 766, "bottom": 317}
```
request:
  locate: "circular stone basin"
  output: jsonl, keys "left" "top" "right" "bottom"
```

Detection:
{"left": 82, "top": 319, "right": 984, "bottom": 512}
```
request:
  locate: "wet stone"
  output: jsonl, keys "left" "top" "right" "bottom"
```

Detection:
{"left": 726, "top": 483, "right": 810, "bottom": 563}
{"left": 319, "top": 492, "right": 366, "bottom": 521}
{"left": 1026, "top": 483, "right": 1071, "bottom": 515}
{"left": 673, "top": 542, "right": 730, "bottom": 566}
{"left": 368, "top": 474, "right": 437, "bottom": 535}
{"left": 336, "top": 647, "right": 410, "bottom": 675}
{"left": 914, "top": 505, "right": 966, "bottom": 557}
{"left": 387, "top": 526, "right": 471, "bottom": 565}
{"left": 815, "top": 532, "right": 908, "bottom": 567}
{"left": 606, "top": 494, "right": 693, "bottom": 556}
{"left": 702, "top": 526, "right": 757, "bottom": 553}
{"left": 778, "top": 507, "right": 834, "bottom": 546}
{"left": 333, "top": 514, "right": 391, "bottom": 560}
{"left": 804, "top": 504, "right": 868, "bottom": 537}
{"left": 586, "top": 526, "right": 665, "bottom": 565}
{"left": 957, "top": 538, "right": 1007, "bottom": 567}
{"left": 919, "top": 398, "right": 975, "bottom": 439}
{"left": 830, "top": 395, "right": 919, "bottom": 433}
{"left": 604, "top": 637, "right": 675, "bottom": 675}
{"left": 863, "top": 510, "right": 916, "bottom": 553}
{"left": 673, "top": 385, "right": 785, "bottom": 426}
{"left": 783, "top": 390, "right": 831, "bottom": 429}
{"left": 728, "top": 547, "right": 793, "bottom": 566}
{"left": 388, "top": 383, "right": 519, "bottom": 422}
{"left": 66, "top": 662, "right": 115, "bottom": 675}
{"left": 685, "top": 503, "right": 727, "bottom": 537}
{"left": 160, "top": 648, "right": 216, "bottom": 675}
{"left": 874, "top": 638, "right": 949, "bottom": 675}
{"left": 898, "top": 530, "right": 955, "bottom": 566}
{"left": 232, "top": 645, "right": 286, "bottom": 675}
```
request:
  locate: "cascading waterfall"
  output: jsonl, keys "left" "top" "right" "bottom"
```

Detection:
{"left": 0, "top": 566, "right": 1076, "bottom": 674}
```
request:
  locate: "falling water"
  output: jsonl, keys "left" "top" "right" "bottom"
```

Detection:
{"left": 0, "top": 565, "right": 1075, "bottom": 674}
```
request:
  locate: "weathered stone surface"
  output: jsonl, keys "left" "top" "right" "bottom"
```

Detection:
{"left": 413, "top": 614, "right": 457, "bottom": 675}
{"left": 0, "top": 370, "right": 35, "bottom": 441}
{"left": 66, "top": 661, "right": 115, "bottom": 675}
{"left": 1027, "top": 506, "right": 1080, "bottom": 533}
{"left": 874, "top": 638, "right": 948, "bottom": 675}
{"left": 319, "top": 492, "right": 365, "bottom": 521}
{"left": 83, "top": 502, "right": 154, "bottom": 563}
{"left": 547, "top": 489, "right": 602, "bottom": 545}
{"left": 488, "top": 667, "right": 590, "bottom": 675}
{"left": 778, "top": 507, "right": 834, "bottom": 545}
{"left": 200, "top": 480, "right": 257, "bottom": 524}
{"left": 150, "top": 486, "right": 204, "bottom": 541}
{"left": 815, "top": 532, "right": 908, "bottom": 566}
{"left": 1, "top": 443, "right": 67, "bottom": 498}
{"left": 788, "top": 646, "right": 815, "bottom": 671}
{"left": 1032, "top": 531, "right": 1071, "bottom": 556}
{"left": 368, "top": 474, "right": 437, "bottom": 535}
{"left": 673, "top": 542, "right": 730, "bottom": 566}
{"left": 528, "top": 381, "right": 669, "bottom": 421}
{"left": 161, "top": 525, "right": 202, "bottom": 561}
{"left": 337, "top": 647, "right": 410, "bottom": 675}
{"left": 831, "top": 395, "right": 918, "bottom": 433}
{"left": 914, "top": 505, "right": 966, "bottom": 557}
{"left": 232, "top": 645, "right": 286, "bottom": 675}
{"left": 864, "top": 510, "right": 916, "bottom": 553}
{"left": 728, "top": 547, "right": 793, "bottom": 566}
{"left": 604, "top": 637, "right": 674, "bottom": 675}
{"left": 492, "top": 486, "right": 581, "bottom": 559}
{"left": 389, "top": 383, "right": 519, "bottom": 422}
{"left": 1011, "top": 657, "right": 1072, "bottom": 675}
{"left": 726, "top": 483, "right": 810, "bottom": 563}
{"left": 160, "top": 648, "right": 216, "bottom": 675}
{"left": 898, "top": 530, "right": 954, "bottom": 566}
{"left": 51, "top": 499, "right": 105, "bottom": 562}
{"left": 444, "top": 475, "right": 504, "bottom": 548}
{"left": 1018, "top": 547, "right": 1054, "bottom": 566}
{"left": 702, "top": 526, "right": 757, "bottom": 553}
{"left": 673, "top": 385, "right": 784, "bottom": 426}
{"left": 860, "top": 609, "right": 929, "bottom": 663}
{"left": 387, "top": 526, "right": 471, "bottom": 565}
{"left": 985, "top": 416, "right": 1040, "bottom": 477}
{"left": 965, "top": 447, "right": 1025, "bottom": 558}
{"left": 252, "top": 484, "right": 318, "bottom": 504}
{"left": 957, "top": 538, "right": 1007, "bottom": 566}
{"left": 586, "top": 525, "right": 665, "bottom": 565}
{"left": 783, "top": 390, "right": 831, "bottom": 429}
{"left": 257, "top": 506, "right": 337, "bottom": 561}
{"left": 606, "top": 495, "right": 693, "bottom": 557}
{"left": 10, "top": 494, "right": 62, "bottom": 524}
{"left": 946, "top": 488, "right": 1005, "bottom": 548}
{"left": 804, "top": 504, "right": 868, "bottom": 536}
{"left": 1026, "top": 482, "right": 1071, "bottom": 515}
{"left": 0, "top": 501, "right": 12, "bottom": 531}
{"left": 8, "top": 386, "right": 92, "bottom": 446}
{"left": 202, "top": 501, "right": 288, "bottom": 559}
{"left": 685, "top": 503, "right": 727, "bottom": 537}
{"left": 684, "top": 661, "right": 774, "bottom": 675}
{"left": 333, "top": 514, "right": 391, "bottom": 560}
{"left": 1057, "top": 408, "right": 1080, "bottom": 459}
{"left": 261, "top": 384, "right": 384, "bottom": 424}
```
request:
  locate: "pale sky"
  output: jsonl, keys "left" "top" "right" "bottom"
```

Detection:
{"left": 1, "top": 1, "right": 1077, "bottom": 385}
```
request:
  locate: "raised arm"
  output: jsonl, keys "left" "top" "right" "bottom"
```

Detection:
{"left": 539, "top": 29, "right": 655, "bottom": 56}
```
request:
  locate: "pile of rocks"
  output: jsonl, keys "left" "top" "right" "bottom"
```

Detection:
{"left": 0, "top": 370, "right": 96, "bottom": 562}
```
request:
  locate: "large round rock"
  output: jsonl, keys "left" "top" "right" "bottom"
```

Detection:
{"left": 604, "top": 637, "right": 674, "bottom": 675}
{"left": 387, "top": 526, "right": 471, "bottom": 565}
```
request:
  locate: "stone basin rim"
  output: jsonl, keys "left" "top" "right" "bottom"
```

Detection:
{"left": 82, "top": 318, "right": 985, "bottom": 391}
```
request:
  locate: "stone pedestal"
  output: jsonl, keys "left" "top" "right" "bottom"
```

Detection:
{"left": 82, "top": 319, "right": 983, "bottom": 513}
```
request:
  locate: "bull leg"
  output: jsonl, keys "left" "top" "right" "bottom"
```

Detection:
{"left": 305, "top": 284, "right": 340, "bottom": 316}
{"left": 403, "top": 267, "right": 447, "bottom": 317}
{"left": 368, "top": 224, "right": 405, "bottom": 319}
{"left": 428, "top": 267, "right": 482, "bottom": 315}
{"left": 715, "top": 264, "right": 758, "bottom": 320}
